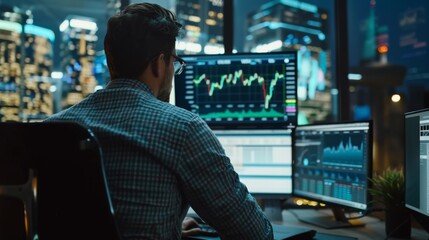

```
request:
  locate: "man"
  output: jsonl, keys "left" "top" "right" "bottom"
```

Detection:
{"left": 45, "top": 2, "right": 273, "bottom": 239}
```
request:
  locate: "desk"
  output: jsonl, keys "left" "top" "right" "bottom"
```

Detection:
{"left": 276, "top": 209, "right": 429, "bottom": 240}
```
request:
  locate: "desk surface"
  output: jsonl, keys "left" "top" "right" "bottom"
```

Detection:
{"left": 276, "top": 209, "right": 429, "bottom": 240}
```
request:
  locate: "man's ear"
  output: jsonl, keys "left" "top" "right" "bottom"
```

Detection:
{"left": 151, "top": 53, "right": 165, "bottom": 78}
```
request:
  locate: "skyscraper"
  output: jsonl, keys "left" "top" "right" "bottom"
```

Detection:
{"left": 175, "top": 0, "right": 224, "bottom": 54}
{"left": 244, "top": 0, "right": 332, "bottom": 124}
{"left": 0, "top": 5, "right": 55, "bottom": 121}
{"left": 59, "top": 16, "right": 98, "bottom": 108}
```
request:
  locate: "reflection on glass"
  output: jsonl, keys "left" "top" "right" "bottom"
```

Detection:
{"left": 175, "top": 0, "right": 224, "bottom": 54}
{"left": 235, "top": 0, "right": 336, "bottom": 124}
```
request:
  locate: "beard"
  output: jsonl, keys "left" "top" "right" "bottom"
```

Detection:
{"left": 157, "top": 75, "right": 172, "bottom": 102}
{"left": 158, "top": 89, "right": 171, "bottom": 102}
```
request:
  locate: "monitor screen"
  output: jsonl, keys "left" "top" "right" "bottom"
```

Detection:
{"left": 213, "top": 128, "right": 293, "bottom": 221}
{"left": 293, "top": 121, "right": 372, "bottom": 228}
{"left": 174, "top": 52, "right": 298, "bottom": 129}
{"left": 214, "top": 128, "right": 293, "bottom": 196}
{"left": 404, "top": 109, "right": 429, "bottom": 232}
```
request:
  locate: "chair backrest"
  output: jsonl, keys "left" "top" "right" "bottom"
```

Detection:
{"left": 0, "top": 195, "right": 27, "bottom": 240}
{"left": 0, "top": 122, "right": 36, "bottom": 240}
{"left": 0, "top": 121, "right": 122, "bottom": 240}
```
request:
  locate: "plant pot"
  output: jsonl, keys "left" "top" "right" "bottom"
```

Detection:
{"left": 385, "top": 207, "right": 411, "bottom": 238}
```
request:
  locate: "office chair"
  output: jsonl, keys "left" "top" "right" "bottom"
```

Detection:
{"left": 0, "top": 121, "right": 122, "bottom": 240}
{"left": 0, "top": 122, "right": 36, "bottom": 240}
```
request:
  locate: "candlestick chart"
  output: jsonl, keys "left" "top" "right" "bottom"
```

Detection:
{"left": 190, "top": 63, "right": 295, "bottom": 121}
{"left": 173, "top": 52, "right": 298, "bottom": 127}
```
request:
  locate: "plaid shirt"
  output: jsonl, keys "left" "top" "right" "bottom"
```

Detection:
{"left": 46, "top": 79, "right": 273, "bottom": 239}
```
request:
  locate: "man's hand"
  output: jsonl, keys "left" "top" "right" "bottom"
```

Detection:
{"left": 181, "top": 217, "right": 203, "bottom": 237}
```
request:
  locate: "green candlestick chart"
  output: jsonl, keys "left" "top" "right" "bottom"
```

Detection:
{"left": 193, "top": 69, "right": 285, "bottom": 110}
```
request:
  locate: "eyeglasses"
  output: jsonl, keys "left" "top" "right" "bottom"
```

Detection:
{"left": 172, "top": 54, "right": 186, "bottom": 75}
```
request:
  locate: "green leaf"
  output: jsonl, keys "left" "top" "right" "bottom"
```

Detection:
{"left": 368, "top": 168, "right": 405, "bottom": 207}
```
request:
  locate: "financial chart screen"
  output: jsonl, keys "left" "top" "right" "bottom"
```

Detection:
{"left": 405, "top": 109, "right": 429, "bottom": 217}
{"left": 213, "top": 129, "right": 293, "bottom": 196}
{"left": 174, "top": 52, "right": 298, "bottom": 129}
{"left": 293, "top": 122, "right": 372, "bottom": 210}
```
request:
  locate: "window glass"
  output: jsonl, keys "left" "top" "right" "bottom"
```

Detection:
{"left": 234, "top": 0, "right": 338, "bottom": 124}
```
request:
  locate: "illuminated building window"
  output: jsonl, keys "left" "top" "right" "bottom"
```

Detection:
{"left": 176, "top": 0, "right": 224, "bottom": 55}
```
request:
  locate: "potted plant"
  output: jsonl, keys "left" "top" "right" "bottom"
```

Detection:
{"left": 368, "top": 168, "right": 411, "bottom": 238}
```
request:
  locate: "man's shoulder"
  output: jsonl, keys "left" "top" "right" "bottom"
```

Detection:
{"left": 44, "top": 107, "right": 81, "bottom": 123}
{"left": 159, "top": 103, "right": 201, "bottom": 123}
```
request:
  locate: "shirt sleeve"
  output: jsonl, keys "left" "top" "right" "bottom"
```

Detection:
{"left": 177, "top": 116, "right": 274, "bottom": 239}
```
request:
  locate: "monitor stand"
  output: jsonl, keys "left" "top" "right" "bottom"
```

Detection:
{"left": 263, "top": 199, "right": 283, "bottom": 222}
{"left": 298, "top": 207, "right": 365, "bottom": 229}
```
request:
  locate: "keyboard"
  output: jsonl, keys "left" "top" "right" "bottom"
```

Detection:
{"left": 185, "top": 215, "right": 316, "bottom": 240}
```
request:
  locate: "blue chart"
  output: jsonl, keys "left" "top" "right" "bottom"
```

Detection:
{"left": 321, "top": 170, "right": 366, "bottom": 203}
{"left": 322, "top": 136, "right": 364, "bottom": 168}
{"left": 335, "top": 184, "right": 352, "bottom": 201}
{"left": 296, "top": 145, "right": 319, "bottom": 166}
{"left": 322, "top": 170, "right": 365, "bottom": 182}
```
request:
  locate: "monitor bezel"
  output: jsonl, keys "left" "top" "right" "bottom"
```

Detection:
{"left": 174, "top": 51, "right": 298, "bottom": 130}
{"left": 292, "top": 120, "right": 373, "bottom": 211}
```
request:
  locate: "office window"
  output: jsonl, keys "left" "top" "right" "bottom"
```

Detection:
{"left": 175, "top": 0, "right": 224, "bottom": 54}
{"left": 234, "top": 0, "right": 338, "bottom": 124}
{"left": 347, "top": 0, "right": 429, "bottom": 171}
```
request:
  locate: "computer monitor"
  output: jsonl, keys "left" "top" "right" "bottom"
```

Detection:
{"left": 213, "top": 128, "right": 293, "bottom": 222}
{"left": 174, "top": 51, "right": 298, "bottom": 130}
{"left": 404, "top": 109, "right": 429, "bottom": 232}
{"left": 293, "top": 121, "right": 372, "bottom": 229}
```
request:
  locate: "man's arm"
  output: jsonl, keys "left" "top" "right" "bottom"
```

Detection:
{"left": 177, "top": 116, "right": 273, "bottom": 239}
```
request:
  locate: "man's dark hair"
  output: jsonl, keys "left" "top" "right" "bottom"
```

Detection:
{"left": 104, "top": 3, "right": 182, "bottom": 80}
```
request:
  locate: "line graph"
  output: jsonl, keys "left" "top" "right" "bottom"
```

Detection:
{"left": 191, "top": 66, "right": 287, "bottom": 120}
{"left": 193, "top": 70, "right": 284, "bottom": 109}
{"left": 322, "top": 136, "right": 365, "bottom": 168}
{"left": 174, "top": 53, "right": 298, "bottom": 125}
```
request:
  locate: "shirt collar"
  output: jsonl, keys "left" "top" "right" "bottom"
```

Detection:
{"left": 106, "top": 79, "right": 154, "bottom": 95}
